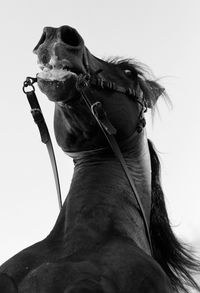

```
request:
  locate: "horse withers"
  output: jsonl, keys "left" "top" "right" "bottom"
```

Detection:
{"left": 0, "top": 25, "right": 199, "bottom": 293}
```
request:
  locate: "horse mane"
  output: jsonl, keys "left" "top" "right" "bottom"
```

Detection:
{"left": 148, "top": 139, "right": 200, "bottom": 293}
{"left": 104, "top": 57, "right": 200, "bottom": 291}
{"left": 106, "top": 57, "right": 168, "bottom": 109}
{"left": 108, "top": 58, "right": 200, "bottom": 291}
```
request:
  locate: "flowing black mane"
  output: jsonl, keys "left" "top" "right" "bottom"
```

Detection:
{"left": 148, "top": 139, "right": 200, "bottom": 293}
{"left": 101, "top": 57, "right": 200, "bottom": 292}
{"left": 106, "top": 57, "right": 166, "bottom": 108}
{"left": 88, "top": 56, "right": 200, "bottom": 292}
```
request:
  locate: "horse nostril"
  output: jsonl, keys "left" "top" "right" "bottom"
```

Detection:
{"left": 60, "top": 26, "right": 82, "bottom": 47}
{"left": 40, "top": 49, "right": 50, "bottom": 65}
{"left": 42, "top": 54, "right": 49, "bottom": 64}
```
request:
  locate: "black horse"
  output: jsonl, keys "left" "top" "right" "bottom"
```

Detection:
{"left": 0, "top": 25, "right": 199, "bottom": 293}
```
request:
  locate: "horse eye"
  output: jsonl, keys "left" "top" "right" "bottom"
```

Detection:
{"left": 124, "top": 69, "right": 132, "bottom": 77}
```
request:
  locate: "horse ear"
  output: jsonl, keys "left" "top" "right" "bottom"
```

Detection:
{"left": 146, "top": 80, "right": 165, "bottom": 108}
{"left": 138, "top": 79, "right": 165, "bottom": 108}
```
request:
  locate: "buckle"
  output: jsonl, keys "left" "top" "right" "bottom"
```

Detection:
{"left": 23, "top": 76, "right": 37, "bottom": 93}
{"left": 76, "top": 74, "right": 91, "bottom": 91}
{"left": 91, "top": 102, "right": 117, "bottom": 135}
{"left": 31, "top": 108, "right": 44, "bottom": 124}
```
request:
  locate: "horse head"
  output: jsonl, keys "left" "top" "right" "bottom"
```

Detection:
{"left": 1, "top": 25, "right": 199, "bottom": 293}
{"left": 34, "top": 25, "right": 164, "bottom": 153}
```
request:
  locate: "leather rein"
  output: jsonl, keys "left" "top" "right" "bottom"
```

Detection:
{"left": 23, "top": 72, "right": 153, "bottom": 255}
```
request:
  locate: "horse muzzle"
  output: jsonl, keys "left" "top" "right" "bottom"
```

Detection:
{"left": 34, "top": 25, "right": 88, "bottom": 102}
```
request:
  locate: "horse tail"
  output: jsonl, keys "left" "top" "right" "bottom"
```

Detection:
{"left": 148, "top": 139, "right": 200, "bottom": 293}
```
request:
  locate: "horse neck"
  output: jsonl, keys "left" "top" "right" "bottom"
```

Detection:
{"left": 50, "top": 130, "right": 152, "bottom": 254}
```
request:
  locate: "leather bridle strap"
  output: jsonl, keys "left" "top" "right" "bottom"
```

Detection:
{"left": 23, "top": 77, "right": 62, "bottom": 211}
{"left": 76, "top": 78, "right": 153, "bottom": 254}
{"left": 22, "top": 75, "right": 152, "bottom": 254}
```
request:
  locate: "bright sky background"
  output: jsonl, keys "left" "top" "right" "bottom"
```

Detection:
{"left": 0, "top": 0, "right": 200, "bottom": 271}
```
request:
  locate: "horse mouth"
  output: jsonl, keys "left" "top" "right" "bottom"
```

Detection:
{"left": 36, "top": 64, "right": 83, "bottom": 102}
{"left": 37, "top": 65, "right": 80, "bottom": 82}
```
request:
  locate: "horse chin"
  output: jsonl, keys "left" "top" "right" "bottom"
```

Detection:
{"left": 37, "top": 73, "right": 78, "bottom": 102}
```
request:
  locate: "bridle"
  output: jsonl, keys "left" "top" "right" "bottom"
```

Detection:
{"left": 76, "top": 72, "right": 147, "bottom": 132}
{"left": 23, "top": 77, "right": 62, "bottom": 210}
{"left": 23, "top": 70, "right": 153, "bottom": 255}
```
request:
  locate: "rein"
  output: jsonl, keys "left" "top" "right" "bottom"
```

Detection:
{"left": 23, "top": 77, "right": 62, "bottom": 210}
{"left": 22, "top": 73, "right": 153, "bottom": 255}
{"left": 76, "top": 73, "right": 153, "bottom": 254}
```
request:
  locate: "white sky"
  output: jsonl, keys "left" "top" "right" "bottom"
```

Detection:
{"left": 0, "top": 0, "right": 200, "bottom": 266}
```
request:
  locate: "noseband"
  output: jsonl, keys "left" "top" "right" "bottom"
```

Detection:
{"left": 23, "top": 72, "right": 153, "bottom": 255}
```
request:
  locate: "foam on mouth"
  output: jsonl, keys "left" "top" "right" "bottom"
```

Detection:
{"left": 37, "top": 68, "right": 77, "bottom": 81}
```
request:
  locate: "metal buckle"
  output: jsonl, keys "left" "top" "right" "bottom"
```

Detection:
{"left": 76, "top": 74, "right": 91, "bottom": 91}
{"left": 23, "top": 77, "right": 37, "bottom": 93}
{"left": 91, "top": 102, "right": 117, "bottom": 135}
{"left": 90, "top": 101, "right": 102, "bottom": 117}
